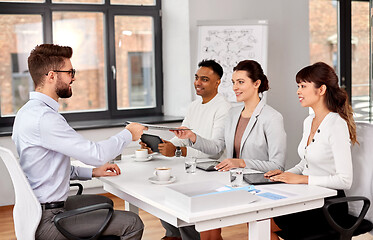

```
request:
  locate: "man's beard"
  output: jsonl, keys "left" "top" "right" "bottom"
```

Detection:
{"left": 55, "top": 77, "right": 72, "bottom": 98}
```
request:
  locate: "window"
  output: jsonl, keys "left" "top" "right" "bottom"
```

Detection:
{"left": 351, "top": 1, "right": 370, "bottom": 122}
{"left": 309, "top": 0, "right": 338, "bottom": 70}
{"left": 0, "top": 14, "right": 43, "bottom": 117}
{"left": 114, "top": 16, "right": 156, "bottom": 109}
{"left": 0, "top": 0, "right": 163, "bottom": 127}
{"left": 309, "top": 0, "right": 371, "bottom": 122}
{"left": 53, "top": 11, "right": 107, "bottom": 112}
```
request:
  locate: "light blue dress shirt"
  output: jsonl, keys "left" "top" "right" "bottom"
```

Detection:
{"left": 12, "top": 92, "right": 132, "bottom": 203}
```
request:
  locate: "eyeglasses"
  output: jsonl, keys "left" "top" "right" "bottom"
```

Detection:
{"left": 45, "top": 69, "right": 76, "bottom": 78}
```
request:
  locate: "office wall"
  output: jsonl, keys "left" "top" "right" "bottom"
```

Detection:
{"left": 162, "top": 0, "right": 193, "bottom": 116}
{"left": 188, "top": 0, "right": 309, "bottom": 169}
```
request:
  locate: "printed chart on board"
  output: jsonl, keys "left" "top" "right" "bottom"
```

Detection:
{"left": 197, "top": 20, "right": 268, "bottom": 102}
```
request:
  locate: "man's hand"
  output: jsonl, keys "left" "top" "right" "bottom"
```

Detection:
{"left": 125, "top": 122, "right": 147, "bottom": 141}
{"left": 92, "top": 163, "right": 121, "bottom": 177}
{"left": 158, "top": 140, "right": 176, "bottom": 157}
{"left": 215, "top": 158, "right": 246, "bottom": 171}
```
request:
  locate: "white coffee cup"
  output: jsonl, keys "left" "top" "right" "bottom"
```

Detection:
{"left": 153, "top": 167, "right": 171, "bottom": 181}
{"left": 135, "top": 149, "right": 148, "bottom": 159}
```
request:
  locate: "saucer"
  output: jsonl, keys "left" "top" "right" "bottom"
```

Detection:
{"left": 148, "top": 176, "right": 176, "bottom": 185}
{"left": 131, "top": 155, "right": 153, "bottom": 162}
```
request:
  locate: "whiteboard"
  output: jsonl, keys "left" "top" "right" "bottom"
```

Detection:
{"left": 197, "top": 20, "right": 268, "bottom": 102}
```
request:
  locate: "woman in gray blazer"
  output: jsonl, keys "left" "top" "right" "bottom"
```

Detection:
{"left": 174, "top": 60, "right": 286, "bottom": 240}
{"left": 174, "top": 60, "right": 286, "bottom": 173}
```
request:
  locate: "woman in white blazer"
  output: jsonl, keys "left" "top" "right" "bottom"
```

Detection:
{"left": 266, "top": 62, "right": 357, "bottom": 240}
{"left": 174, "top": 60, "right": 287, "bottom": 173}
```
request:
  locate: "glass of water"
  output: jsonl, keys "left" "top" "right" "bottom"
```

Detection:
{"left": 185, "top": 157, "right": 197, "bottom": 173}
{"left": 230, "top": 168, "right": 243, "bottom": 187}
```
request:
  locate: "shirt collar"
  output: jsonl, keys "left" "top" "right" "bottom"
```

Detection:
{"left": 29, "top": 92, "right": 60, "bottom": 112}
{"left": 202, "top": 93, "right": 220, "bottom": 105}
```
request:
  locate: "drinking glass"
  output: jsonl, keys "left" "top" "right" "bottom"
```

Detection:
{"left": 230, "top": 168, "right": 243, "bottom": 187}
{"left": 185, "top": 157, "right": 197, "bottom": 173}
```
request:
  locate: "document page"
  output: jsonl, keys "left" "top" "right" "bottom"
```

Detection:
{"left": 255, "top": 186, "right": 298, "bottom": 200}
{"left": 126, "top": 121, "right": 192, "bottom": 131}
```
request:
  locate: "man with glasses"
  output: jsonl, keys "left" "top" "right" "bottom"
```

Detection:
{"left": 12, "top": 44, "right": 146, "bottom": 240}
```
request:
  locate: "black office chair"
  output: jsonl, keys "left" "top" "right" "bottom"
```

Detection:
{"left": 277, "top": 123, "right": 373, "bottom": 240}
{"left": 54, "top": 183, "right": 120, "bottom": 240}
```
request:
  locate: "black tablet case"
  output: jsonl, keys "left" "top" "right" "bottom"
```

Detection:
{"left": 140, "top": 133, "right": 163, "bottom": 152}
{"left": 196, "top": 161, "right": 220, "bottom": 171}
{"left": 243, "top": 173, "right": 281, "bottom": 185}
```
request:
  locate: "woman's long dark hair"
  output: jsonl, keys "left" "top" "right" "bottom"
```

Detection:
{"left": 296, "top": 62, "right": 357, "bottom": 144}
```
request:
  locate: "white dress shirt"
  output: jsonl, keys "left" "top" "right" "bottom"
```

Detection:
{"left": 12, "top": 92, "right": 132, "bottom": 203}
{"left": 288, "top": 112, "right": 352, "bottom": 190}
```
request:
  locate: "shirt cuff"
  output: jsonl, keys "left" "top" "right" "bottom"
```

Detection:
{"left": 79, "top": 167, "right": 93, "bottom": 180}
{"left": 243, "top": 159, "right": 253, "bottom": 169}
{"left": 121, "top": 129, "right": 133, "bottom": 143}
{"left": 307, "top": 175, "right": 321, "bottom": 186}
{"left": 190, "top": 134, "right": 201, "bottom": 147}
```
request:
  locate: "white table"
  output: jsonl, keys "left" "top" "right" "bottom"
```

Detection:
{"left": 99, "top": 155, "right": 336, "bottom": 240}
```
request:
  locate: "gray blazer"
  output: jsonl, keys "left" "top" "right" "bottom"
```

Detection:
{"left": 193, "top": 99, "right": 286, "bottom": 172}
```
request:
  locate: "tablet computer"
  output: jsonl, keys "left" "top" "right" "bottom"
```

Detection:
{"left": 243, "top": 173, "right": 281, "bottom": 185}
{"left": 140, "top": 133, "right": 163, "bottom": 152}
{"left": 196, "top": 161, "right": 220, "bottom": 171}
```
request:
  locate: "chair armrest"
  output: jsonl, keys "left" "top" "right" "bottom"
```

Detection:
{"left": 54, "top": 203, "right": 114, "bottom": 240}
{"left": 70, "top": 183, "right": 83, "bottom": 195}
{"left": 323, "top": 196, "right": 370, "bottom": 238}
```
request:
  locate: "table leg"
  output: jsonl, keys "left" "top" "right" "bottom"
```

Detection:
{"left": 125, "top": 201, "right": 139, "bottom": 214}
{"left": 248, "top": 219, "right": 270, "bottom": 240}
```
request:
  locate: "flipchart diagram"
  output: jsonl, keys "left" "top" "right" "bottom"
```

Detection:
{"left": 198, "top": 21, "right": 268, "bottom": 102}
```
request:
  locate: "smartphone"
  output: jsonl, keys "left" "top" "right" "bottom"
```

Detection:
{"left": 140, "top": 133, "right": 163, "bottom": 152}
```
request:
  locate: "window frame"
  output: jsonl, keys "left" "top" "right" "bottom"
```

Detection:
{"left": 310, "top": 0, "right": 369, "bottom": 119}
{"left": 339, "top": 0, "right": 371, "bottom": 102}
{"left": 340, "top": 0, "right": 371, "bottom": 122}
{"left": 0, "top": 0, "right": 163, "bottom": 127}
{"left": 339, "top": 0, "right": 352, "bottom": 101}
